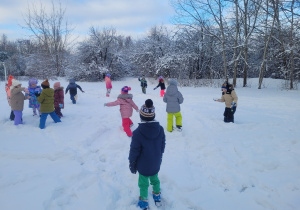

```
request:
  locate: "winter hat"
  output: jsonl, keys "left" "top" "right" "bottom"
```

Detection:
{"left": 140, "top": 99, "right": 155, "bottom": 121}
{"left": 7, "top": 75, "right": 15, "bottom": 87}
{"left": 107, "top": 74, "right": 111, "bottom": 77}
{"left": 121, "top": 86, "right": 131, "bottom": 94}
{"left": 29, "top": 78, "right": 38, "bottom": 86}
{"left": 11, "top": 79, "right": 21, "bottom": 87}
{"left": 53, "top": 82, "right": 61, "bottom": 90}
{"left": 41, "top": 79, "right": 50, "bottom": 88}
{"left": 221, "top": 83, "right": 228, "bottom": 89}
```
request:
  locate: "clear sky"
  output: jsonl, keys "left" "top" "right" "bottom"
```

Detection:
{"left": 0, "top": 0, "right": 176, "bottom": 41}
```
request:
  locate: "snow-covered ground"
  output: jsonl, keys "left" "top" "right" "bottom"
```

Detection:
{"left": 0, "top": 78, "right": 299, "bottom": 210}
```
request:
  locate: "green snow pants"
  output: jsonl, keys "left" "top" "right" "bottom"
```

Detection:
{"left": 167, "top": 112, "right": 182, "bottom": 132}
{"left": 138, "top": 173, "right": 160, "bottom": 200}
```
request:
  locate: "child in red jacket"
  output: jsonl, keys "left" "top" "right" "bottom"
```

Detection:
{"left": 104, "top": 86, "right": 138, "bottom": 137}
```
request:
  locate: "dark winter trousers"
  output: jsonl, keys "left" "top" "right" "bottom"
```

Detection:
{"left": 70, "top": 94, "right": 76, "bottom": 104}
{"left": 10, "top": 110, "right": 15, "bottom": 121}
{"left": 142, "top": 87, "right": 146, "bottom": 94}
{"left": 39, "top": 111, "right": 61, "bottom": 129}
{"left": 13, "top": 110, "right": 23, "bottom": 125}
{"left": 55, "top": 107, "right": 63, "bottom": 118}
{"left": 224, "top": 107, "right": 236, "bottom": 123}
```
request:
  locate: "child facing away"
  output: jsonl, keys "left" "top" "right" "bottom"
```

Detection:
{"left": 53, "top": 82, "right": 64, "bottom": 118}
{"left": 105, "top": 74, "right": 112, "bottom": 97}
{"left": 5, "top": 75, "right": 15, "bottom": 120}
{"left": 129, "top": 99, "right": 166, "bottom": 209}
{"left": 65, "top": 79, "right": 85, "bottom": 104}
{"left": 153, "top": 76, "right": 166, "bottom": 97}
{"left": 138, "top": 77, "right": 147, "bottom": 94}
{"left": 26, "top": 78, "right": 42, "bottom": 116}
{"left": 36, "top": 79, "right": 61, "bottom": 129}
{"left": 10, "top": 79, "right": 29, "bottom": 125}
{"left": 104, "top": 86, "right": 138, "bottom": 137}
{"left": 163, "top": 79, "right": 184, "bottom": 132}
{"left": 214, "top": 82, "right": 238, "bottom": 123}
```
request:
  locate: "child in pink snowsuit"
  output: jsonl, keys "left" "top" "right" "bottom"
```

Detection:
{"left": 104, "top": 86, "right": 138, "bottom": 137}
{"left": 105, "top": 74, "right": 112, "bottom": 97}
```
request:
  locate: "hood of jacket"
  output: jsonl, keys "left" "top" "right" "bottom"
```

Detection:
{"left": 166, "top": 82, "right": 178, "bottom": 96}
{"left": 117, "top": 93, "right": 133, "bottom": 100}
{"left": 69, "top": 79, "right": 75, "bottom": 84}
{"left": 137, "top": 121, "right": 162, "bottom": 140}
{"left": 42, "top": 88, "right": 54, "bottom": 97}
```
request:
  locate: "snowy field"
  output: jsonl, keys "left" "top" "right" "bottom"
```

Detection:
{"left": 0, "top": 77, "right": 300, "bottom": 210}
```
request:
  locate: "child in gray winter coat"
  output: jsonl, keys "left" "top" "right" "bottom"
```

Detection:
{"left": 163, "top": 79, "right": 184, "bottom": 132}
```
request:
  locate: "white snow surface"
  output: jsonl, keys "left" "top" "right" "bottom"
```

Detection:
{"left": 0, "top": 78, "right": 300, "bottom": 210}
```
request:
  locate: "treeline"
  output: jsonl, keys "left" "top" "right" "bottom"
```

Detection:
{"left": 0, "top": 0, "right": 299, "bottom": 89}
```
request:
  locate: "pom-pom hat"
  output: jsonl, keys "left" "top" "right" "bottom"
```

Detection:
{"left": 41, "top": 79, "right": 50, "bottom": 88}
{"left": 121, "top": 86, "right": 131, "bottom": 94}
{"left": 140, "top": 99, "right": 155, "bottom": 121}
{"left": 11, "top": 79, "right": 21, "bottom": 87}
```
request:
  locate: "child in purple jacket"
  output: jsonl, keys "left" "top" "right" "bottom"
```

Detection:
{"left": 26, "top": 78, "right": 42, "bottom": 116}
{"left": 104, "top": 86, "right": 138, "bottom": 137}
{"left": 53, "top": 82, "right": 64, "bottom": 118}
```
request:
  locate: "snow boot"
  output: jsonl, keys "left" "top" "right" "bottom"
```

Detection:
{"left": 176, "top": 125, "right": 182, "bottom": 132}
{"left": 152, "top": 192, "right": 162, "bottom": 206}
{"left": 138, "top": 197, "right": 149, "bottom": 209}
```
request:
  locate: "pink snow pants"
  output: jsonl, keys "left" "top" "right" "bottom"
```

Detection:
{"left": 122, "top": 118, "right": 133, "bottom": 136}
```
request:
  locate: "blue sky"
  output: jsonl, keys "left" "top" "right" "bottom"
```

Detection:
{"left": 0, "top": 0, "right": 176, "bottom": 41}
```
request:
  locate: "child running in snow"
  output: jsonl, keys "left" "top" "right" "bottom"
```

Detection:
{"left": 26, "top": 78, "right": 42, "bottom": 116}
{"left": 5, "top": 75, "right": 15, "bottom": 120}
{"left": 138, "top": 77, "right": 147, "bottom": 94}
{"left": 153, "top": 76, "right": 166, "bottom": 97}
{"left": 65, "top": 79, "right": 85, "bottom": 104}
{"left": 163, "top": 79, "right": 184, "bottom": 132}
{"left": 36, "top": 79, "right": 61, "bottom": 129}
{"left": 104, "top": 86, "right": 138, "bottom": 137}
{"left": 129, "top": 99, "right": 166, "bottom": 209}
{"left": 53, "top": 82, "right": 64, "bottom": 118}
{"left": 10, "top": 79, "right": 29, "bottom": 125}
{"left": 105, "top": 74, "right": 112, "bottom": 97}
{"left": 214, "top": 82, "right": 238, "bottom": 123}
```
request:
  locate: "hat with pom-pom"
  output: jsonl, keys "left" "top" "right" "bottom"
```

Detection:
{"left": 53, "top": 82, "right": 61, "bottom": 90}
{"left": 121, "top": 86, "right": 131, "bottom": 94}
{"left": 140, "top": 99, "right": 155, "bottom": 121}
{"left": 41, "top": 79, "right": 50, "bottom": 88}
{"left": 11, "top": 79, "right": 21, "bottom": 87}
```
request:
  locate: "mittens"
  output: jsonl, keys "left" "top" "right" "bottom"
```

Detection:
{"left": 129, "top": 161, "right": 137, "bottom": 174}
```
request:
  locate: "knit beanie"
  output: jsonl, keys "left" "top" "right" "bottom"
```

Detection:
{"left": 121, "top": 86, "right": 131, "bottom": 94}
{"left": 11, "top": 79, "right": 21, "bottom": 87}
{"left": 140, "top": 99, "right": 155, "bottom": 121}
{"left": 29, "top": 78, "right": 38, "bottom": 87}
{"left": 41, "top": 79, "right": 50, "bottom": 88}
{"left": 107, "top": 74, "right": 111, "bottom": 77}
{"left": 53, "top": 82, "right": 61, "bottom": 90}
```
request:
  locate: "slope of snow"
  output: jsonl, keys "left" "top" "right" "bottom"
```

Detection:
{"left": 0, "top": 78, "right": 299, "bottom": 210}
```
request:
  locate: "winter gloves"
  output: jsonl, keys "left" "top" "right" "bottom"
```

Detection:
{"left": 153, "top": 87, "right": 157, "bottom": 90}
{"left": 59, "top": 104, "right": 63, "bottom": 108}
{"left": 231, "top": 102, "right": 236, "bottom": 107}
{"left": 104, "top": 103, "right": 107, "bottom": 106}
{"left": 34, "top": 92, "right": 40, "bottom": 97}
{"left": 129, "top": 161, "right": 137, "bottom": 174}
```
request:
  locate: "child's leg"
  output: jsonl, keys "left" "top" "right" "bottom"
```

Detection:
{"left": 37, "top": 106, "right": 41, "bottom": 115}
{"left": 174, "top": 112, "right": 182, "bottom": 127}
{"left": 70, "top": 94, "right": 76, "bottom": 104}
{"left": 122, "top": 118, "right": 132, "bottom": 136}
{"left": 49, "top": 111, "right": 62, "bottom": 123}
{"left": 106, "top": 88, "right": 111, "bottom": 96}
{"left": 138, "top": 174, "right": 150, "bottom": 200}
{"left": 33, "top": 107, "right": 37, "bottom": 115}
{"left": 10, "top": 110, "right": 15, "bottom": 121}
{"left": 228, "top": 107, "right": 236, "bottom": 123}
{"left": 160, "top": 89, "right": 165, "bottom": 97}
{"left": 167, "top": 113, "right": 174, "bottom": 132}
{"left": 223, "top": 108, "right": 230, "bottom": 122}
{"left": 55, "top": 107, "right": 62, "bottom": 118}
{"left": 149, "top": 173, "right": 160, "bottom": 194}
{"left": 39, "top": 113, "right": 49, "bottom": 129}
{"left": 13, "top": 111, "right": 23, "bottom": 125}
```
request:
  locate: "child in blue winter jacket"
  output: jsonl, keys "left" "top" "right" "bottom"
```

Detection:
{"left": 129, "top": 99, "right": 166, "bottom": 209}
{"left": 26, "top": 78, "right": 42, "bottom": 116}
{"left": 65, "top": 79, "right": 85, "bottom": 104}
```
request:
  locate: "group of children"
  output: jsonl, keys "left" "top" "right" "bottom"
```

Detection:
{"left": 4, "top": 74, "right": 238, "bottom": 209}
{"left": 5, "top": 76, "right": 85, "bottom": 129}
